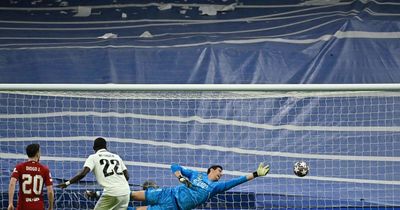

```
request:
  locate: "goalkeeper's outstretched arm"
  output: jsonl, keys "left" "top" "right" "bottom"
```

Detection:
{"left": 215, "top": 162, "right": 270, "bottom": 193}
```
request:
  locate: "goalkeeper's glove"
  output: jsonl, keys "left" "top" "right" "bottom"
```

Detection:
{"left": 178, "top": 175, "right": 192, "bottom": 188}
{"left": 252, "top": 162, "right": 270, "bottom": 177}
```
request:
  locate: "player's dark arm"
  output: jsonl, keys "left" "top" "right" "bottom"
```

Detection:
{"left": 8, "top": 177, "right": 17, "bottom": 210}
{"left": 47, "top": 185, "right": 54, "bottom": 210}
{"left": 123, "top": 169, "right": 129, "bottom": 181}
{"left": 56, "top": 167, "right": 91, "bottom": 188}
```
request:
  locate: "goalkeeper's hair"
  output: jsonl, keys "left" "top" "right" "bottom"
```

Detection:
{"left": 207, "top": 165, "right": 223, "bottom": 174}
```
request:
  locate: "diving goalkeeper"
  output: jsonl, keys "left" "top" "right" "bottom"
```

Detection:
{"left": 130, "top": 162, "right": 269, "bottom": 210}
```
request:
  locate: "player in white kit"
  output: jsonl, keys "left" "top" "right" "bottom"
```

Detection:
{"left": 57, "top": 137, "right": 130, "bottom": 210}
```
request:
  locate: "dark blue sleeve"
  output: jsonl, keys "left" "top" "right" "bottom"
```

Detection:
{"left": 170, "top": 163, "right": 195, "bottom": 178}
{"left": 213, "top": 176, "right": 248, "bottom": 194}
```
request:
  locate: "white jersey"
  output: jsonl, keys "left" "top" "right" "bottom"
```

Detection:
{"left": 84, "top": 149, "right": 130, "bottom": 196}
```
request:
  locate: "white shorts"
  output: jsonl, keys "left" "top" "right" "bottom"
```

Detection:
{"left": 94, "top": 194, "right": 130, "bottom": 210}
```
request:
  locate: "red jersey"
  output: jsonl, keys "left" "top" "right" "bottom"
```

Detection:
{"left": 11, "top": 160, "right": 53, "bottom": 210}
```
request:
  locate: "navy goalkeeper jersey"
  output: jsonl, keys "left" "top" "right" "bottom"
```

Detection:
{"left": 171, "top": 163, "right": 248, "bottom": 210}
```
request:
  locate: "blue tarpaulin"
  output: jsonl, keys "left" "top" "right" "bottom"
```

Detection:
{"left": 0, "top": 0, "right": 399, "bottom": 84}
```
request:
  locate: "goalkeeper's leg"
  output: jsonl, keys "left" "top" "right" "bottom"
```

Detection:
{"left": 131, "top": 191, "right": 146, "bottom": 201}
{"left": 131, "top": 180, "right": 159, "bottom": 201}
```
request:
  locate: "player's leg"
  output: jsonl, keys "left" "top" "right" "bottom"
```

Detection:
{"left": 111, "top": 194, "right": 130, "bottom": 210}
{"left": 94, "top": 195, "right": 118, "bottom": 210}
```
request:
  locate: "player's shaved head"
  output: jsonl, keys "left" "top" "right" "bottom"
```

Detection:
{"left": 93, "top": 137, "right": 107, "bottom": 151}
{"left": 26, "top": 143, "right": 40, "bottom": 158}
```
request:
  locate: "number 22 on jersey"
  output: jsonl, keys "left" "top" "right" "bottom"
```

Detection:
{"left": 100, "top": 159, "right": 123, "bottom": 177}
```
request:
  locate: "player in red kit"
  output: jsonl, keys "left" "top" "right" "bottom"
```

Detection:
{"left": 8, "top": 143, "right": 54, "bottom": 210}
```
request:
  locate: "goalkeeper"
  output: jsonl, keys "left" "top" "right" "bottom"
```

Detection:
{"left": 130, "top": 162, "right": 270, "bottom": 210}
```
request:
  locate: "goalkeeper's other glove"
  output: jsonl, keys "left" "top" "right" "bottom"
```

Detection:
{"left": 253, "top": 162, "right": 270, "bottom": 177}
{"left": 178, "top": 175, "right": 192, "bottom": 188}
